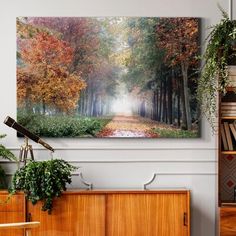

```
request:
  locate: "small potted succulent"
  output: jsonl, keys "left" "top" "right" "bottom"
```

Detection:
{"left": 197, "top": 7, "right": 236, "bottom": 130}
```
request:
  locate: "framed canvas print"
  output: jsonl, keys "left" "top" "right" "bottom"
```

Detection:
{"left": 17, "top": 17, "right": 200, "bottom": 138}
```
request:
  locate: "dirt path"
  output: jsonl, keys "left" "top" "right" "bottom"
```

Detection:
{"left": 97, "top": 115, "right": 158, "bottom": 138}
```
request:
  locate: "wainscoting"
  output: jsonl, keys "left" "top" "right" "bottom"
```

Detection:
{"left": 1, "top": 147, "right": 217, "bottom": 236}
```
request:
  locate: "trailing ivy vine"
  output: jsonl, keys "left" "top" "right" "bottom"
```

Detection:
{"left": 10, "top": 159, "right": 77, "bottom": 214}
{"left": 197, "top": 8, "right": 236, "bottom": 131}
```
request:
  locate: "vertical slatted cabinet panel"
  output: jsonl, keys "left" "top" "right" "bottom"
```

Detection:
{"left": 0, "top": 192, "right": 25, "bottom": 236}
{"left": 106, "top": 191, "right": 190, "bottom": 236}
{"left": 27, "top": 193, "right": 106, "bottom": 236}
{"left": 220, "top": 207, "right": 236, "bottom": 236}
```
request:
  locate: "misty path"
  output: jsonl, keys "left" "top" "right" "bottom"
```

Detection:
{"left": 97, "top": 115, "right": 159, "bottom": 138}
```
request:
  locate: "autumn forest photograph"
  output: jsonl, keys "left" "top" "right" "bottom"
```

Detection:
{"left": 17, "top": 17, "right": 200, "bottom": 138}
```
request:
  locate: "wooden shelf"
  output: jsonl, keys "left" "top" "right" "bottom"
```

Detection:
{"left": 221, "top": 151, "right": 236, "bottom": 155}
{"left": 221, "top": 116, "right": 236, "bottom": 120}
{"left": 221, "top": 202, "right": 236, "bottom": 207}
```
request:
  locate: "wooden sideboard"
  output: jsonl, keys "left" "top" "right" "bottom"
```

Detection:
{"left": 0, "top": 189, "right": 190, "bottom": 236}
{"left": 0, "top": 191, "right": 25, "bottom": 236}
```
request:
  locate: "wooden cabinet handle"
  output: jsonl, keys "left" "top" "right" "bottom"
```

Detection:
{"left": 27, "top": 213, "right": 32, "bottom": 222}
{"left": 183, "top": 212, "right": 188, "bottom": 226}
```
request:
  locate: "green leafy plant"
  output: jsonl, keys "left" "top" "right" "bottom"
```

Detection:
{"left": 152, "top": 127, "right": 198, "bottom": 138}
{"left": 197, "top": 7, "right": 236, "bottom": 131}
{"left": 17, "top": 111, "right": 111, "bottom": 137}
{"left": 0, "top": 134, "right": 17, "bottom": 161}
{"left": 0, "top": 134, "right": 17, "bottom": 189}
{"left": 9, "top": 159, "right": 77, "bottom": 213}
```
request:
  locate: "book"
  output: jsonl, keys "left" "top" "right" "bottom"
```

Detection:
{"left": 228, "top": 66, "right": 236, "bottom": 87}
{"left": 224, "top": 122, "right": 233, "bottom": 150}
{"left": 221, "top": 102, "right": 236, "bottom": 116}
{"left": 222, "top": 115, "right": 236, "bottom": 117}
{"left": 228, "top": 75, "right": 236, "bottom": 87}
{"left": 221, "top": 124, "right": 228, "bottom": 150}
{"left": 229, "top": 75, "right": 236, "bottom": 81}
{"left": 228, "top": 66, "right": 236, "bottom": 76}
{"left": 229, "top": 123, "right": 236, "bottom": 142}
{"left": 221, "top": 104, "right": 236, "bottom": 108}
{"left": 234, "top": 122, "right": 236, "bottom": 134}
{"left": 221, "top": 102, "right": 236, "bottom": 106}
{"left": 221, "top": 108, "right": 236, "bottom": 111}
{"left": 221, "top": 111, "right": 236, "bottom": 116}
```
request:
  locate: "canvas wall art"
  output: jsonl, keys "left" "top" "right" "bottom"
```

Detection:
{"left": 17, "top": 17, "right": 200, "bottom": 138}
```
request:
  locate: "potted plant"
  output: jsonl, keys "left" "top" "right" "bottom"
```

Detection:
{"left": 0, "top": 134, "right": 17, "bottom": 188}
{"left": 9, "top": 159, "right": 77, "bottom": 214}
{"left": 197, "top": 8, "right": 236, "bottom": 130}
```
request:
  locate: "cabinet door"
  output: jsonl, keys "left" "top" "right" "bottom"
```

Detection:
{"left": 106, "top": 193, "right": 189, "bottom": 236}
{"left": 220, "top": 207, "right": 236, "bottom": 236}
{"left": 0, "top": 193, "right": 25, "bottom": 236}
{"left": 28, "top": 194, "right": 105, "bottom": 236}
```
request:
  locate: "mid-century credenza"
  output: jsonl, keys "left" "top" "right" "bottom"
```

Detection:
{"left": 0, "top": 189, "right": 190, "bottom": 236}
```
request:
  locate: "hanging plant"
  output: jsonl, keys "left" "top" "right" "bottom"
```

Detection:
{"left": 197, "top": 7, "right": 236, "bottom": 131}
{"left": 9, "top": 159, "right": 77, "bottom": 214}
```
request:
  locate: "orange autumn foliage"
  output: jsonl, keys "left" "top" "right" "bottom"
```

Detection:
{"left": 156, "top": 18, "right": 199, "bottom": 67}
{"left": 17, "top": 32, "right": 86, "bottom": 113}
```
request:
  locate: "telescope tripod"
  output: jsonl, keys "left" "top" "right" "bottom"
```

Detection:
{"left": 19, "top": 137, "right": 34, "bottom": 166}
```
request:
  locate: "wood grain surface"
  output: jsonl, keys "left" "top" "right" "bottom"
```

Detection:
{"left": 28, "top": 194, "right": 105, "bottom": 236}
{"left": 0, "top": 193, "right": 25, "bottom": 236}
{"left": 106, "top": 193, "right": 189, "bottom": 236}
{"left": 220, "top": 207, "right": 236, "bottom": 236}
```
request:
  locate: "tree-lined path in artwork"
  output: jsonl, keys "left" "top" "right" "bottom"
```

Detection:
{"left": 16, "top": 17, "right": 200, "bottom": 138}
{"left": 97, "top": 114, "right": 159, "bottom": 137}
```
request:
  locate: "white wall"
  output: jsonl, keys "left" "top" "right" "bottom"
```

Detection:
{"left": 1, "top": 0, "right": 236, "bottom": 235}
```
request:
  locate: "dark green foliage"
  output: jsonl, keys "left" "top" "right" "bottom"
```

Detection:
{"left": 0, "top": 166, "right": 7, "bottom": 189}
{"left": 0, "top": 134, "right": 17, "bottom": 161}
{"left": 0, "top": 134, "right": 17, "bottom": 189}
{"left": 9, "top": 159, "right": 77, "bottom": 214}
{"left": 153, "top": 127, "right": 198, "bottom": 138}
{"left": 17, "top": 111, "right": 111, "bottom": 137}
{"left": 198, "top": 8, "right": 236, "bottom": 130}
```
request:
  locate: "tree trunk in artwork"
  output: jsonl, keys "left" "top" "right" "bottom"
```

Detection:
{"left": 25, "top": 87, "right": 33, "bottom": 113}
{"left": 92, "top": 95, "right": 97, "bottom": 117}
{"left": 180, "top": 77, "right": 187, "bottom": 130}
{"left": 167, "top": 76, "right": 173, "bottom": 124}
{"left": 158, "top": 82, "right": 163, "bottom": 122}
{"left": 42, "top": 101, "right": 46, "bottom": 115}
{"left": 153, "top": 90, "right": 158, "bottom": 121}
{"left": 162, "top": 78, "right": 167, "bottom": 123}
{"left": 156, "top": 89, "right": 159, "bottom": 121}
{"left": 177, "top": 79, "right": 181, "bottom": 127}
{"left": 181, "top": 62, "right": 191, "bottom": 130}
{"left": 140, "top": 101, "right": 145, "bottom": 117}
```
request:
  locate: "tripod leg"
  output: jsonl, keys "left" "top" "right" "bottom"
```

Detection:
{"left": 19, "top": 147, "right": 23, "bottom": 162}
{"left": 29, "top": 146, "right": 34, "bottom": 161}
{"left": 23, "top": 148, "right": 28, "bottom": 165}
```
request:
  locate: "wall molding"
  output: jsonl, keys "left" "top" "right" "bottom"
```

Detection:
{"left": 4, "top": 172, "right": 217, "bottom": 176}
{"left": 0, "top": 159, "right": 217, "bottom": 163}
{"left": 6, "top": 146, "right": 217, "bottom": 151}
